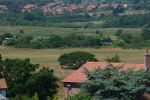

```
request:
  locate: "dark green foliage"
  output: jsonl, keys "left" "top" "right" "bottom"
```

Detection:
{"left": 5, "top": 33, "right": 111, "bottom": 49}
{"left": 23, "top": 9, "right": 45, "bottom": 21}
{"left": 14, "top": 35, "right": 33, "bottom": 48}
{"left": 67, "top": 92, "right": 91, "bottom": 100}
{"left": 58, "top": 51, "right": 98, "bottom": 69}
{"left": 105, "top": 54, "right": 121, "bottom": 62}
{"left": 95, "top": 30, "right": 103, "bottom": 36}
{"left": 2, "top": 58, "right": 39, "bottom": 97}
{"left": 0, "top": 33, "right": 13, "bottom": 40}
{"left": 113, "top": 5, "right": 125, "bottom": 15}
{"left": 141, "top": 27, "right": 150, "bottom": 40}
{"left": 103, "top": 13, "right": 150, "bottom": 28}
{"left": 1, "top": 58, "right": 58, "bottom": 99}
{"left": 119, "top": 34, "right": 133, "bottom": 44}
{"left": 82, "top": 64, "right": 150, "bottom": 100}
{"left": 19, "top": 29, "right": 24, "bottom": 34}
{"left": 114, "top": 39, "right": 125, "bottom": 47}
{"left": 25, "top": 67, "right": 59, "bottom": 100}
{"left": 115, "top": 29, "right": 123, "bottom": 36}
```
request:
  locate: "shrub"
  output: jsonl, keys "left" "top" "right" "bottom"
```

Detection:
{"left": 105, "top": 54, "right": 121, "bottom": 62}
{"left": 67, "top": 92, "right": 91, "bottom": 100}
{"left": 115, "top": 29, "right": 123, "bottom": 36}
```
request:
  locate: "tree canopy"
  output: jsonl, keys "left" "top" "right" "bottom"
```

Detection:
{"left": 82, "top": 64, "right": 150, "bottom": 100}
{"left": 25, "top": 67, "right": 59, "bottom": 100}
{"left": 58, "top": 51, "right": 98, "bottom": 69}
{"left": 1, "top": 57, "right": 58, "bottom": 99}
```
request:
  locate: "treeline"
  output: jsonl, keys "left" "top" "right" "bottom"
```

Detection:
{"left": 0, "top": 12, "right": 94, "bottom": 28}
{"left": 102, "top": 13, "right": 150, "bottom": 28}
{"left": 1, "top": 27, "right": 150, "bottom": 49}
{"left": 114, "top": 27, "right": 150, "bottom": 49}
{"left": 0, "top": 11, "right": 150, "bottom": 28}
{"left": 0, "top": 33, "right": 112, "bottom": 49}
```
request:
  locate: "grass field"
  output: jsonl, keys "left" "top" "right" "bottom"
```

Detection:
{"left": 0, "top": 46, "right": 147, "bottom": 98}
{"left": 0, "top": 46, "right": 145, "bottom": 100}
{"left": 0, "top": 26, "right": 141, "bottom": 37}
{"left": 0, "top": 25, "right": 144, "bottom": 99}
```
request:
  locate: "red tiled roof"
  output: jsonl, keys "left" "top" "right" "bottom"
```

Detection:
{"left": 62, "top": 62, "right": 145, "bottom": 83}
{"left": 0, "top": 79, "right": 7, "bottom": 89}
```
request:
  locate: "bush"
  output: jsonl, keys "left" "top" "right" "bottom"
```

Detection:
{"left": 67, "top": 92, "right": 91, "bottom": 100}
{"left": 105, "top": 54, "right": 121, "bottom": 62}
{"left": 115, "top": 29, "right": 123, "bottom": 36}
{"left": 0, "top": 33, "right": 13, "bottom": 40}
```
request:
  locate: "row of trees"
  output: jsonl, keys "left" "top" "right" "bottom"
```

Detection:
{"left": 1, "top": 27, "right": 150, "bottom": 49}
{"left": 0, "top": 12, "right": 92, "bottom": 27}
{"left": 103, "top": 13, "right": 150, "bottom": 28}
{"left": 0, "top": 33, "right": 112, "bottom": 49}
{"left": 0, "top": 10, "right": 150, "bottom": 28}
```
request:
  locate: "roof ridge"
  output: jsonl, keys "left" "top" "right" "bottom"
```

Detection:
{"left": 86, "top": 61, "right": 144, "bottom": 65}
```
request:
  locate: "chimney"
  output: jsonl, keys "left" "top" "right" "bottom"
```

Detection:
{"left": 144, "top": 49, "right": 150, "bottom": 71}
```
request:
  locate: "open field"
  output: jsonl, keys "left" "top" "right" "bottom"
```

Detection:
{"left": 0, "top": 46, "right": 147, "bottom": 98}
{"left": 0, "top": 26, "right": 141, "bottom": 37}
{"left": 0, "top": 23, "right": 145, "bottom": 98}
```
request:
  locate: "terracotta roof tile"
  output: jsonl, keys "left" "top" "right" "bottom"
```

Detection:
{"left": 0, "top": 79, "right": 7, "bottom": 89}
{"left": 62, "top": 62, "right": 145, "bottom": 83}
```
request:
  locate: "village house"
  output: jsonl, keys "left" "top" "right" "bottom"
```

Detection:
{"left": 62, "top": 53, "right": 150, "bottom": 99}
{"left": 99, "top": 3, "right": 109, "bottom": 8}
{"left": 42, "top": 2, "right": 65, "bottom": 14}
{"left": 86, "top": 3, "right": 97, "bottom": 11}
{"left": 0, "top": 5, "right": 7, "bottom": 13}
{"left": 0, "top": 79, "right": 7, "bottom": 100}
{"left": 22, "top": 4, "right": 37, "bottom": 12}
{"left": 67, "top": 4, "right": 77, "bottom": 12}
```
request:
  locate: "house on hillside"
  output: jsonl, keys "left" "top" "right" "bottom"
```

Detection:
{"left": 22, "top": 4, "right": 37, "bottom": 12}
{"left": 0, "top": 5, "right": 7, "bottom": 13}
{"left": 0, "top": 79, "right": 7, "bottom": 100}
{"left": 67, "top": 4, "right": 77, "bottom": 12}
{"left": 62, "top": 54, "right": 150, "bottom": 99}
{"left": 86, "top": 4, "right": 97, "bottom": 11}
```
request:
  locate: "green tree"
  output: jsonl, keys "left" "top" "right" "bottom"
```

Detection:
{"left": 141, "top": 27, "right": 150, "bottom": 40}
{"left": 58, "top": 51, "right": 98, "bottom": 69}
{"left": 119, "top": 34, "right": 133, "bottom": 44}
{"left": 95, "top": 30, "right": 103, "bottom": 36}
{"left": 82, "top": 64, "right": 150, "bottom": 100}
{"left": 25, "top": 67, "right": 59, "bottom": 100}
{"left": 115, "top": 39, "right": 125, "bottom": 47}
{"left": 105, "top": 54, "right": 121, "bottom": 62}
{"left": 115, "top": 29, "right": 123, "bottom": 36}
{"left": 2, "top": 58, "right": 39, "bottom": 97}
